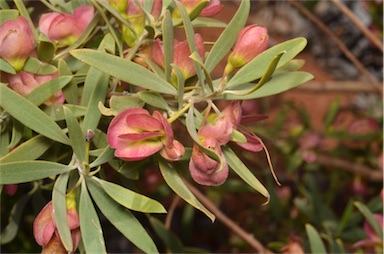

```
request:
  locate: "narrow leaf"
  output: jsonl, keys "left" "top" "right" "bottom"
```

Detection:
{"left": 0, "top": 85, "right": 70, "bottom": 145}
{"left": 64, "top": 107, "right": 86, "bottom": 163}
{"left": 79, "top": 181, "right": 107, "bottom": 253}
{"left": 89, "top": 145, "right": 115, "bottom": 168}
{"left": 137, "top": 91, "right": 170, "bottom": 111}
{"left": 204, "top": 0, "right": 250, "bottom": 72}
{"left": 23, "top": 57, "right": 57, "bottom": 75}
{"left": 227, "top": 37, "right": 308, "bottom": 88}
{"left": 158, "top": 158, "right": 215, "bottom": 222}
{"left": 52, "top": 173, "right": 72, "bottom": 252}
{"left": 0, "top": 135, "right": 54, "bottom": 163}
{"left": 44, "top": 104, "right": 87, "bottom": 121}
{"left": 0, "top": 9, "right": 19, "bottom": 24}
{"left": 59, "top": 59, "right": 78, "bottom": 105}
{"left": 87, "top": 178, "right": 159, "bottom": 254}
{"left": 222, "top": 146, "right": 269, "bottom": 200}
{"left": 93, "top": 177, "right": 167, "bottom": 213}
{"left": 0, "top": 58, "right": 16, "bottom": 74}
{"left": 148, "top": 216, "right": 184, "bottom": 253}
{"left": 306, "top": 224, "right": 327, "bottom": 253}
{"left": 0, "top": 161, "right": 74, "bottom": 184}
{"left": 162, "top": 10, "right": 174, "bottom": 82}
{"left": 354, "top": 201, "right": 383, "bottom": 240}
{"left": 70, "top": 49, "right": 177, "bottom": 95}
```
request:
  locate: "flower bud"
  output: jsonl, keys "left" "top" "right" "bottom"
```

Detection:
{"left": 33, "top": 194, "right": 81, "bottom": 253}
{"left": 173, "top": 0, "right": 223, "bottom": 19}
{"left": 6, "top": 71, "right": 64, "bottom": 106}
{"left": 39, "top": 5, "right": 94, "bottom": 47}
{"left": 224, "top": 25, "right": 269, "bottom": 75}
{"left": 0, "top": 16, "right": 35, "bottom": 72}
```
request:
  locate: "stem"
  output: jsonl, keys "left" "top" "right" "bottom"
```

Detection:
{"left": 168, "top": 101, "right": 193, "bottom": 124}
{"left": 183, "top": 180, "right": 274, "bottom": 254}
{"left": 165, "top": 195, "right": 180, "bottom": 229}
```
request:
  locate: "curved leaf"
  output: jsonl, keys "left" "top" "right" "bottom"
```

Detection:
{"left": 222, "top": 146, "right": 269, "bottom": 200}
{"left": 64, "top": 107, "right": 86, "bottom": 163}
{"left": 92, "top": 177, "right": 166, "bottom": 213}
{"left": 87, "top": 178, "right": 159, "bottom": 254}
{"left": 70, "top": 49, "right": 177, "bottom": 95}
{"left": 0, "top": 161, "right": 75, "bottom": 184}
{"left": 227, "top": 37, "right": 308, "bottom": 88}
{"left": 0, "top": 58, "right": 16, "bottom": 74}
{"left": 158, "top": 158, "right": 215, "bottom": 222}
{"left": 306, "top": 224, "right": 327, "bottom": 253}
{"left": 0, "top": 84, "right": 70, "bottom": 145}
{"left": 137, "top": 91, "right": 170, "bottom": 111}
{"left": 204, "top": 0, "right": 250, "bottom": 72}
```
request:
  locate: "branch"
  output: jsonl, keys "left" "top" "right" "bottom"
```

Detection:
{"left": 297, "top": 80, "right": 381, "bottom": 93}
{"left": 315, "top": 153, "right": 383, "bottom": 182}
{"left": 183, "top": 180, "right": 274, "bottom": 254}
{"left": 289, "top": 0, "right": 382, "bottom": 93}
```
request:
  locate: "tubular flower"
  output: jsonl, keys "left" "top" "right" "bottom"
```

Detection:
{"left": 6, "top": 71, "right": 64, "bottom": 106}
{"left": 39, "top": 5, "right": 94, "bottom": 47}
{"left": 33, "top": 194, "right": 81, "bottom": 253}
{"left": 151, "top": 34, "right": 205, "bottom": 84}
{"left": 224, "top": 25, "right": 269, "bottom": 75}
{"left": 189, "top": 116, "right": 232, "bottom": 186}
{"left": 107, "top": 108, "right": 185, "bottom": 161}
{"left": 0, "top": 16, "right": 35, "bottom": 72}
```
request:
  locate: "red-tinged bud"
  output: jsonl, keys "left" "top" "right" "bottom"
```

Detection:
{"left": 224, "top": 25, "right": 269, "bottom": 75}
{"left": 39, "top": 5, "right": 94, "bottom": 47}
{"left": 200, "top": 0, "right": 223, "bottom": 17}
{"left": 0, "top": 16, "right": 35, "bottom": 72}
{"left": 6, "top": 71, "right": 64, "bottom": 106}
{"left": 33, "top": 193, "right": 80, "bottom": 253}
{"left": 173, "top": 0, "right": 222, "bottom": 19}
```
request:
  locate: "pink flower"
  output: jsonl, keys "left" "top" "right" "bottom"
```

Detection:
{"left": 6, "top": 71, "right": 64, "bottom": 106}
{"left": 151, "top": 34, "right": 205, "bottom": 83}
{"left": 189, "top": 117, "right": 232, "bottom": 186}
{"left": 39, "top": 5, "right": 94, "bottom": 47}
{"left": 107, "top": 108, "right": 185, "bottom": 161}
{"left": 174, "top": 0, "right": 223, "bottom": 18}
{"left": 33, "top": 196, "right": 81, "bottom": 253}
{"left": 354, "top": 214, "right": 383, "bottom": 250}
{"left": 224, "top": 25, "right": 269, "bottom": 75}
{"left": 0, "top": 16, "right": 35, "bottom": 72}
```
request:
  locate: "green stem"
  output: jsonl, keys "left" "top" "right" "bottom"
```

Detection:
{"left": 168, "top": 101, "right": 193, "bottom": 124}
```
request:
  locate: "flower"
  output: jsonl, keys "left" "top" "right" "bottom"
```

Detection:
{"left": 107, "top": 108, "right": 185, "bottom": 161}
{"left": 224, "top": 25, "right": 269, "bottom": 75}
{"left": 33, "top": 193, "right": 81, "bottom": 253}
{"left": 39, "top": 5, "right": 94, "bottom": 47}
{"left": 151, "top": 34, "right": 205, "bottom": 84}
{"left": 122, "top": 0, "right": 162, "bottom": 47}
{"left": 6, "top": 71, "right": 64, "bottom": 106}
{"left": 189, "top": 116, "right": 232, "bottom": 186}
{"left": 0, "top": 16, "right": 35, "bottom": 72}
{"left": 173, "top": 0, "right": 223, "bottom": 19}
{"left": 353, "top": 214, "right": 383, "bottom": 251}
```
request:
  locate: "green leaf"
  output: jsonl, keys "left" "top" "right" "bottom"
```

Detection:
{"left": 44, "top": 104, "right": 87, "bottom": 121}
{"left": 26, "top": 76, "right": 72, "bottom": 106}
{"left": 0, "top": 194, "right": 30, "bottom": 244}
{"left": 79, "top": 181, "right": 107, "bottom": 253}
{"left": 70, "top": 49, "right": 177, "bottom": 95}
{"left": 0, "top": 135, "right": 54, "bottom": 163}
{"left": 162, "top": 10, "right": 174, "bottom": 82}
{"left": 306, "top": 224, "right": 327, "bottom": 253}
{"left": 81, "top": 33, "right": 115, "bottom": 132}
{"left": 324, "top": 98, "right": 340, "bottom": 131}
{"left": 158, "top": 158, "right": 215, "bottom": 222}
{"left": 191, "top": 17, "right": 227, "bottom": 28}
{"left": 222, "top": 146, "right": 270, "bottom": 200}
{"left": 8, "top": 118, "right": 24, "bottom": 149}
{"left": 148, "top": 216, "right": 184, "bottom": 253}
{"left": 89, "top": 145, "right": 115, "bottom": 168}
{"left": 137, "top": 91, "right": 170, "bottom": 111}
{"left": 52, "top": 173, "right": 72, "bottom": 252}
{"left": 37, "top": 33, "right": 56, "bottom": 63}
{"left": 59, "top": 59, "right": 78, "bottom": 105}
{"left": 64, "top": 107, "right": 86, "bottom": 163}
{"left": 87, "top": 178, "right": 159, "bottom": 254}
{"left": 204, "top": 0, "right": 250, "bottom": 72}
{"left": 0, "top": 58, "right": 16, "bottom": 74}
{"left": 93, "top": 177, "right": 166, "bottom": 213}
{"left": 23, "top": 57, "right": 57, "bottom": 75}
{"left": 354, "top": 201, "right": 383, "bottom": 240}
{"left": 0, "top": 85, "right": 70, "bottom": 145}
{"left": 0, "top": 161, "right": 74, "bottom": 184}
{"left": 98, "top": 95, "right": 145, "bottom": 116}
{"left": 227, "top": 37, "right": 308, "bottom": 88}
{"left": 222, "top": 71, "right": 314, "bottom": 100}
{"left": 0, "top": 9, "right": 19, "bottom": 24}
